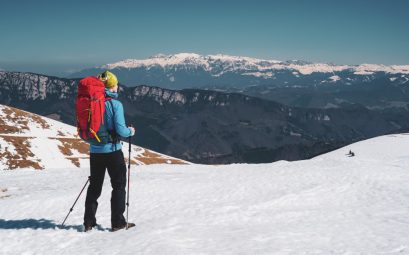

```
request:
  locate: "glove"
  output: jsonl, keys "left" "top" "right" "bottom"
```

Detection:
{"left": 129, "top": 127, "right": 135, "bottom": 136}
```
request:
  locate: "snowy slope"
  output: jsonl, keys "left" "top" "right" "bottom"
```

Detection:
{"left": 1, "top": 133, "right": 409, "bottom": 254}
{"left": 0, "top": 104, "right": 188, "bottom": 170}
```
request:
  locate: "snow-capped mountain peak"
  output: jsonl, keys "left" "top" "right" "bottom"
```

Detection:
{"left": 354, "top": 64, "right": 409, "bottom": 75}
{"left": 103, "top": 53, "right": 210, "bottom": 70}
{"left": 100, "top": 53, "right": 409, "bottom": 75}
{"left": 102, "top": 53, "right": 284, "bottom": 73}
{"left": 70, "top": 53, "right": 409, "bottom": 89}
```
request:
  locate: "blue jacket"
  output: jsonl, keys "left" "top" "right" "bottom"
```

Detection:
{"left": 90, "top": 90, "right": 132, "bottom": 153}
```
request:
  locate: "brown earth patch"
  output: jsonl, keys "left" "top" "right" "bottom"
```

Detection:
{"left": 69, "top": 158, "right": 80, "bottom": 167}
{"left": 0, "top": 136, "right": 43, "bottom": 170}
{"left": 1, "top": 107, "right": 29, "bottom": 134}
{"left": 66, "top": 157, "right": 88, "bottom": 167}
{"left": 53, "top": 138, "right": 89, "bottom": 168}
{"left": 31, "top": 114, "right": 50, "bottom": 129}
{"left": 125, "top": 157, "right": 138, "bottom": 165}
{"left": 1, "top": 106, "right": 50, "bottom": 132}
{"left": 136, "top": 150, "right": 187, "bottom": 165}
{"left": 0, "top": 188, "right": 10, "bottom": 199}
{"left": 64, "top": 157, "right": 89, "bottom": 168}
{"left": 0, "top": 123, "right": 20, "bottom": 134}
{"left": 52, "top": 138, "right": 89, "bottom": 156}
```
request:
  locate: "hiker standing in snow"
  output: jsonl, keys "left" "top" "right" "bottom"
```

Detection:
{"left": 78, "top": 71, "right": 135, "bottom": 232}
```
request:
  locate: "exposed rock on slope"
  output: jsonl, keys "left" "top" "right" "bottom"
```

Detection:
{"left": 0, "top": 104, "right": 188, "bottom": 170}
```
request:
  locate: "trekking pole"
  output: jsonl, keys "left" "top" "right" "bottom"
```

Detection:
{"left": 61, "top": 176, "right": 90, "bottom": 227}
{"left": 126, "top": 133, "right": 132, "bottom": 229}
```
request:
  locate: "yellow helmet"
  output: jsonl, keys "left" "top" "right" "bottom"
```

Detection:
{"left": 97, "top": 71, "right": 118, "bottom": 88}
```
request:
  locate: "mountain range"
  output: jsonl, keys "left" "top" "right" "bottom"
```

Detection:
{"left": 2, "top": 70, "right": 409, "bottom": 164}
{"left": 70, "top": 53, "right": 409, "bottom": 89}
{"left": 70, "top": 53, "right": 409, "bottom": 110}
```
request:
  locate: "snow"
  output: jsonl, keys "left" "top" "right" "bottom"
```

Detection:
{"left": 288, "top": 63, "right": 350, "bottom": 75}
{"left": 390, "top": 65, "right": 409, "bottom": 74}
{"left": 354, "top": 64, "right": 409, "bottom": 75}
{"left": 103, "top": 53, "right": 211, "bottom": 70}
{"left": 2, "top": 132, "right": 409, "bottom": 254}
{"left": 0, "top": 105, "right": 187, "bottom": 170}
{"left": 329, "top": 75, "right": 341, "bottom": 82}
{"left": 324, "top": 103, "right": 339, "bottom": 109}
{"left": 242, "top": 71, "right": 273, "bottom": 78}
{"left": 103, "top": 53, "right": 281, "bottom": 70}
{"left": 100, "top": 53, "right": 409, "bottom": 77}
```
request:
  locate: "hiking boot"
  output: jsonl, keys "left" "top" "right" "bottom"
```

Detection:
{"left": 111, "top": 222, "right": 135, "bottom": 232}
{"left": 84, "top": 223, "right": 96, "bottom": 232}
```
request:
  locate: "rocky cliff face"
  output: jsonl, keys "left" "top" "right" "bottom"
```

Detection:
{"left": 0, "top": 71, "right": 77, "bottom": 101}
{"left": 121, "top": 85, "right": 408, "bottom": 163}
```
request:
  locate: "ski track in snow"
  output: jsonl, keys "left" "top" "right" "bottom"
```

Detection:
{"left": 1, "top": 134, "right": 409, "bottom": 254}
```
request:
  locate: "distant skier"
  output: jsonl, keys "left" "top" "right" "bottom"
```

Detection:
{"left": 347, "top": 150, "right": 355, "bottom": 157}
{"left": 78, "top": 71, "right": 135, "bottom": 232}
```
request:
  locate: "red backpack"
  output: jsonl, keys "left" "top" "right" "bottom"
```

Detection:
{"left": 76, "top": 76, "right": 106, "bottom": 144}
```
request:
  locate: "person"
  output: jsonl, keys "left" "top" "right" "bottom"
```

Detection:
{"left": 83, "top": 71, "right": 136, "bottom": 232}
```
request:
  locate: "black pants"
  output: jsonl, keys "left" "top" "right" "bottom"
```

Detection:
{"left": 84, "top": 150, "right": 127, "bottom": 228}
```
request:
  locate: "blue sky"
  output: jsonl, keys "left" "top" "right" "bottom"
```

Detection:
{"left": 0, "top": 0, "right": 408, "bottom": 76}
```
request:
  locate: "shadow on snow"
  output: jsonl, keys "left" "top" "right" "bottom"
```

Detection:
{"left": 0, "top": 218, "right": 97, "bottom": 232}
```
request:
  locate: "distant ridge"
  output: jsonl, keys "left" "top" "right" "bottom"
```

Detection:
{"left": 101, "top": 53, "right": 409, "bottom": 75}
{"left": 70, "top": 53, "right": 409, "bottom": 89}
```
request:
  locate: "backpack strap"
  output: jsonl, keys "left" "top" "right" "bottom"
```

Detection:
{"left": 106, "top": 98, "right": 120, "bottom": 147}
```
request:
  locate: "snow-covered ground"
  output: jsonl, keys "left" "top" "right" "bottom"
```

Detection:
{"left": 1, "top": 134, "right": 409, "bottom": 254}
{"left": 0, "top": 104, "right": 187, "bottom": 170}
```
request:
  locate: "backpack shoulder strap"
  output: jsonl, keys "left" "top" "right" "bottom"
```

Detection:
{"left": 106, "top": 98, "right": 116, "bottom": 122}
{"left": 105, "top": 97, "right": 116, "bottom": 129}
{"left": 105, "top": 98, "right": 120, "bottom": 145}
